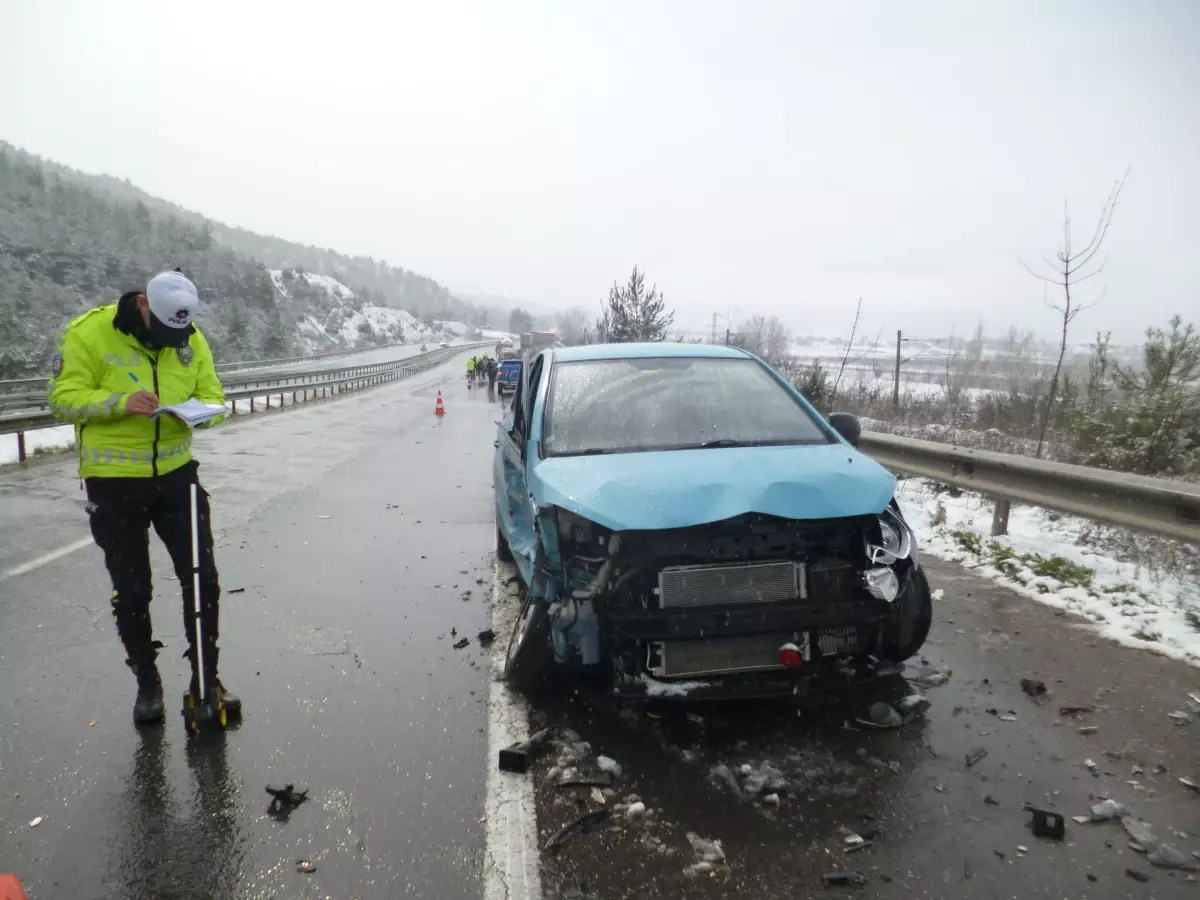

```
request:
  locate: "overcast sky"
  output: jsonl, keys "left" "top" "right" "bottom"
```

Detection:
{"left": 3, "top": 0, "right": 1198, "bottom": 340}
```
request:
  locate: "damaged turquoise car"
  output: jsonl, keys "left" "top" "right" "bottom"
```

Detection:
{"left": 494, "top": 343, "right": 931, "bottom": 700}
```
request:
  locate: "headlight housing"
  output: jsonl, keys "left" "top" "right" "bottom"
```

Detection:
{"left": 868, "top": 506, "right": 914, "bottom": 566}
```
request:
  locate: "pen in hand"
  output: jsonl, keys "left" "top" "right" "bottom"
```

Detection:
{"left": 126, "top": 371, "right": 160, "bottom": 416}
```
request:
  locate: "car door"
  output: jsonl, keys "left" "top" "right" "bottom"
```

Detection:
{"left": 496, "top": 354, "right": 546, "bottom": 582}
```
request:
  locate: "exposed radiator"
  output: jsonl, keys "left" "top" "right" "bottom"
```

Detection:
{"left": 658, "top": 633, "right": 799, "bottom": 677}
{"left": 658, "top": 560, "right": 803, "bottom": 608}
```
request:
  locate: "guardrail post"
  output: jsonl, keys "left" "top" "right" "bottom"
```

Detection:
{"left": 990, "top": 499, "right": 1011, "bottom": 536}
{"left": 250, "top": 396, "right": 255, "bottom": 412}
{"left": 17, "top": 431, "right": 27, "bottom": 463}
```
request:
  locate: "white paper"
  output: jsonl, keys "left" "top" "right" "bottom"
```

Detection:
{"left": 151, "top": 398, "right": 226, "bottom": 427}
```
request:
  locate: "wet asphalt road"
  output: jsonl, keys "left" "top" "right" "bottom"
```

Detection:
{"left": 522, "top": 558, "right": 1200, "bottom": 899}
{"left": 0, "top": 355, "right": 505, "bottom": 899}
{"left": 4, "top": 352, "right": 1199, "bottom": 899}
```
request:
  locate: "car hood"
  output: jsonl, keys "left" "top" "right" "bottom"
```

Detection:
{"left": 530, "top": 443, "right": 896, "bottom": 531}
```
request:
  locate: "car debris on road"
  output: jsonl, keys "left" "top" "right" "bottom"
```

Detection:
{"left": 822, "top": 871, "right": 866, "bottom": 887}
{"left": 544, "top": 807, "right": 609, "bottom": 852}
{"left": 498, "top": 728, "right": 552, "bottom": 774}
{"left": 965, "top": 747, "right": 988, "bottom": 768}
{"left": 1020, "top": 678, "right": 1047, "bottom": 696}
{"left": 1027, "top": 807, "right": 1066, "bottom": 840}
{"left": 266, "top": 784, "right": 309, "bottom": 813}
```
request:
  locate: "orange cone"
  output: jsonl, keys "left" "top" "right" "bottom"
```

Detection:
{"left": 435, "top": 390, "right": 446, "bottom": 416}
{"left": 0, "top": 875, "right": 29, "bottom": 900}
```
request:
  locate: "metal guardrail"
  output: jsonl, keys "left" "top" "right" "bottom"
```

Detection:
{"left": 0, "top": 338, "right": 476, "bottom": 393}
{"left": 1, "top": 343, "right": 490, "bottom": 463}
{"left": 859, "top": 431, "right": 1200, "bottom": 545}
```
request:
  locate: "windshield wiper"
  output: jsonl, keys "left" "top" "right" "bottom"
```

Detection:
{"left": 571, "top": 447, "right": 619, "bottom": 455}
{"left": 697, "top": 438, "right": 751, "bottom": 448}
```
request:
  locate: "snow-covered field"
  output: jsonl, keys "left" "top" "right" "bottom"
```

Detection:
{"left": 0, "top": 424, "right": 75, "bottom": 466}
{"left": 896, "top": 478, "right": 1200, "bottom": 668}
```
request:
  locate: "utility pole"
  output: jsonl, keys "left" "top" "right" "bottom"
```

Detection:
{"left": 725, "top": 328, "right": 731, "bottom": 346}
{"left": 893, "top": 330, "right": 902, "bottom": 410}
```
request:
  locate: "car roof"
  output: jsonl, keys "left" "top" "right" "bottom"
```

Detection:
{"left": 551, "top": 342, "right": 752, "bottom": 362}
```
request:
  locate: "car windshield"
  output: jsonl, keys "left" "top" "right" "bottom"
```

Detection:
{"left": 543, "top": 357, "right": 833, "bottom": 456}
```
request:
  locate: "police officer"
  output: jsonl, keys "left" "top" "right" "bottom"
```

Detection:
{"left": 48, "top": 271, "right": 239, "bottom": 725}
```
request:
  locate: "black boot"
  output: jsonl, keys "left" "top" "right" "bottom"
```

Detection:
{"left": 132, "top": 664, "right": 165, "bottom": 725}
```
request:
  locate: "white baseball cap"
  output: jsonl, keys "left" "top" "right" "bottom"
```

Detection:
{"left": 145, "top": 271, "right": 199, "bottom": 347}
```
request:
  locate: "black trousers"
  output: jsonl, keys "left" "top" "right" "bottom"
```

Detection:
{"left": 85, "top": 461, "right": 222, "bottom": 683}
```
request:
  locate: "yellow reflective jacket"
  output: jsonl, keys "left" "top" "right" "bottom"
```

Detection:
{"left": 47, "top": 303, "right": 226, "bottom": 479}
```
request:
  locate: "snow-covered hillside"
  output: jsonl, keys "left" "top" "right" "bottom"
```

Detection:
{"left": 270, "top": 269, "right": 433, "bottom": 352}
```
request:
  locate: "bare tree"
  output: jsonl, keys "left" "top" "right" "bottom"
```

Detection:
{"left": 735, "top": 314, "right": 792, "bottom": 370}
{"left": 1023, "top": 169, "right": 1129, "bottom": 457}
{"left": 556, "top": 306, "right": 590, "bottom": 346}
{"left": 831, "top": 298, "right": 862, "bottom": 396}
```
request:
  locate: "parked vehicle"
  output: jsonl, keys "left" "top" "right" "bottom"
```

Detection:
{"left": 439, "top": 340, "right": 450, "bottom": 348}
{"left": 493, "top": 343, "right": 931, "bottom": 699}
{"left": 496, "top": 358, "right": 521, "bottom": 396}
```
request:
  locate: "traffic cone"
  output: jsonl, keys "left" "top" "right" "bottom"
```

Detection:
{"left": 0, "top": 875, "right": 28, "bottom": 900}
{"left": 434, "top": 391, "right": 446, "bottom": 416}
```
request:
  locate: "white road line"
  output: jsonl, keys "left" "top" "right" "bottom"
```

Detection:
{"left": 0, "top": 536, "right": 94, "bottom": 584}
{"left": 483, "top": 561, "right": 543, "bottom": 900}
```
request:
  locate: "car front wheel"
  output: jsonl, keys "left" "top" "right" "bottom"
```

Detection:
{"left": 504, "top": 593, "right": 550, "bottom": 690}
{"left": 881, "top": 567, "right": 933, "bottom": 662}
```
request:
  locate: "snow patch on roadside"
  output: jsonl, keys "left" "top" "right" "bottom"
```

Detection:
{"left": 0, "top": 424, "right": 75, "bottom": 466}
{"left": 896, "top": 479, "right": 1200, "bottom": 667}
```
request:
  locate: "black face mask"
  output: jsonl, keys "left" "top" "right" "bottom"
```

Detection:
{"left": 114, "top": 292, "right": 194, "bottom": 350}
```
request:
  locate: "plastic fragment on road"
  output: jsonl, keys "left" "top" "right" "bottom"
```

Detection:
{"left": 498, "top": 728, "right": 551, "bottom": 774}
{"left": 1027, "top": 808, "right": 1066, "bottom": 840}
{"left": 1168, "top": 710, "right": 1193, "bottom": 725}
{"left": 266, "top": 784, "right": 309, "bottom": 812}
{"left": 822, "top": 871, "right": 866, "bottom": 887}
{"left": 1059, "top": 705, "right": 1094, "bottom": 715}
{"left": 28, "top": 817, "right": 41, "bottom": 828}
{"left": 1089, "top": 799, "right": 1125, "bottom": 821}
{"left": 1084, "top": 758, "right": 1098, "bottom": 775}
{"left": 683, "top": 831, "right": 729, "bottom": 878}
{"left": 597, "top": 755, "right": 622, "bottom": 777}
{"left": 998, "top": 714, "right": 1018, "bottom": 722}
{"left": 1078, "top": 726, "right": 1098, "bottom": 735}
{"left": 1020, "top": 678, "right": 1047, "bottom": 696}
{"left": 452, "top": 637, "right": 469, "bottom": 649}
{"left": 896, "top": 693, "right": 931, "bottom": 720}
{"left": 1126, "top": 868, "right": 1150, "bottom": 882}
{"left": 1072, "top": 815, "right": 1092, "bottom": 824}
{"left": 296, "top": 860, "right": 316, "bottom": 874}
{"left": 966, "top": 747, "right": 988, "bottom": 768}
{"left": 1180, "top": 777, "right": 1200, "bottom": 793}
{"left": 543, "top": 807, "right": 609, "bottom": 852}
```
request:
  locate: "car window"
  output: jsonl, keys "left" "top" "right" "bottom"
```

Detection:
{"left": 510, "top": 368, "right": 525, "bottom": 449}
{"left": 543, "top": 357, "right": 833, "bottom": 456}
{"left": 524, "top": 356, "right": 544, "bottom": 440}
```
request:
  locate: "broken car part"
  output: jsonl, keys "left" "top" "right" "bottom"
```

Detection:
{"left": 543, "top": 808, "right": 609, "bottom": 852}
{"left": 1027, "top": 807, "right": 1066, "bottom": 840}
{"left": 497, "top": 728, "right": 552, "bottom": 774}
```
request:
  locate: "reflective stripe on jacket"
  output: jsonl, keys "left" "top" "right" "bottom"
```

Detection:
{"left": 47, "top": 304, "right": 226, "bottom": 479}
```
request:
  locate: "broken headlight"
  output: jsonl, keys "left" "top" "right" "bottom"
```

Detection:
{"left": 868, "top": 507, "right": 913, "bottom": 565}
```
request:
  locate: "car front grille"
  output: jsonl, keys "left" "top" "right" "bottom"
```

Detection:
{"left": 658, "top": 561, "right": 802, "bottom": 609}
{"left": 816, "top": 626, "right": 877, "bottom": 656}
{"left": 658, "top": 633, "right": 796, "bottom": 677}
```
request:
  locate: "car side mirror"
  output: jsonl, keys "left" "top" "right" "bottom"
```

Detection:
{"left": 827, "top": 412, "right": 861, "bottom": 447}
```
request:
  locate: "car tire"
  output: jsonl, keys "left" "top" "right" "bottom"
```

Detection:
{"left": 882, "top": 567, "right": 933, "bottom": 662}
{"left": 504, "top": 592, "right": 550, "bottom": 690}
{"left": 496, "top": 523, "right": 514, "bottom": 563}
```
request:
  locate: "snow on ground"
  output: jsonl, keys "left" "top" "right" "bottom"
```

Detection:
{"left": 434, "top": 320, "right": 473, "bottom": 338}
{"left": 337, "top": 305, "right": 431, "bottom": 346}
{"left": 0, "top": 424, "right": 75, "bottom": 466}
{"left": 895, "top": 478, "right": 1200, "bottom": 667}
{"left": 268, "top": 269, "right": 355, "bottom": 302}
